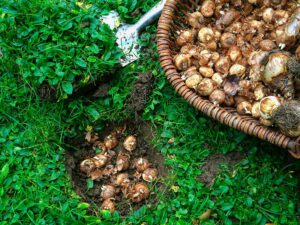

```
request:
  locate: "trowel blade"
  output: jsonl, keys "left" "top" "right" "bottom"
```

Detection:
{"left": 100, "top": 11, "right": 140, "bottom": 67}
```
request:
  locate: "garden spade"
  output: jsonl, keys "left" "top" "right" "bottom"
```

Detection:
{"left": 100, "top": 0, "right": 166, "bottom": 66}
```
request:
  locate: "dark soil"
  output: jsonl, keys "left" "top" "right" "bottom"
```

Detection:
{"left": 65, "top": 121, "right": 168, "bottom": 216}
{"left": 199, "top": 152, "right": 245, "bottom": 186}
{"left": 125, "top": 72, "right": 154, "bottom": 113}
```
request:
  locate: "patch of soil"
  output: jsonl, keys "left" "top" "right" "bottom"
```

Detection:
{"left": 65, "top": 121, "right": 168, "bottom": 216}
{"left": 199, "top": 151, "right": 245, "bottom": 186}
{"left": 125, "top": 73, "right": 154, "bottom": 113}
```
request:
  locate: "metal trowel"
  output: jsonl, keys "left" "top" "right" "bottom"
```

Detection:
{"left": 100, "top": 0, "right": 166, "bottom": 66}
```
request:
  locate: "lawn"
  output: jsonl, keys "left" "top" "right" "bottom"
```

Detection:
{"left": 1, "top": 1, "right": 300, "bottom": 225}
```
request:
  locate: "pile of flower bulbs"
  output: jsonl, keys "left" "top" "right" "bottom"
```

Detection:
{"left": 80, "top": 128, "right": 158, "bottom": 213}
{"left": 174, "top": 0, "right": 300, "bottom": 137}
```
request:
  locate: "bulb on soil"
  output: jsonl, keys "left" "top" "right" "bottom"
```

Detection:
{"left": 142, "top": 168, "right": 158, "bottom": 182}
{"left": 123, "top": 135, "right": 137, "bottom": 152}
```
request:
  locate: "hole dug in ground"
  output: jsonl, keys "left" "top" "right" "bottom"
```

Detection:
{"left": 65, "top": 122, "right": 168, "bottom": 216}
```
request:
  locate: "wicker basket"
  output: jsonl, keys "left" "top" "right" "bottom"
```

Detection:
{"left": 157, "top": 0, "right": 300, "bottom": 158}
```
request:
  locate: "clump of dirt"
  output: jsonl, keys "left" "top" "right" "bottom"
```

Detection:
{"left": 38, "top": 83, "right": 56, "bottom": 100}
{"left": 126, "top": 73, "right": 154, "bottom": 113}
{"left": 199, "top": 152, "right": 245, "bottom": 186}
{"left": 65, "top": 121, "right": 168, "bottom": 216}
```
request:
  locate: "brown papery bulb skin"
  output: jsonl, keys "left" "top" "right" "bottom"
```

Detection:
{"left": 259, "top": 40, "right": 276, "bottom": 51}
{"left": 201, "top": 0, "right": 215, "bottom": 17}
{"left": 101, "top": 185, "right": 116, "bottom": 200}
{"left": 259, "top": 96, "right": 282, "bottom": 119}
{"left": 237, "top": 101, "right": 253, "bottom": 115}
{"left": 296, "top": 45, "right": 300, "bottom": 58}
{"left": 123, "top": 135, "right": 137, "bottom": 152}
{"left": 176, "top": 30, "right": 194, "bottom": 46}
{"left": 199, "top": 67, "right": 214, "bottom": 78}
{"left": 212, "top": 73, "right": 224, "bottom": 86}
{"left": 188, "top": 12, "right": 205, "bottom": 28}
{"left": 215, "top": 57, "right": 231, "bottom": 74}
{"left": 272, "top": 101, "right": 300, "bottom": 137}
{"left": 227, "top": 46, "right": 242, "bottom": 63}
{"left": 186, "top": 75, "right": 203, "bottom": 89}
{"left": 229, "top": 64, "right": 246, "bottom": 77}
{"left": 211, "top": 52, "right": 220, "bottom": 64}
{"left": 104, "top": 134, "right": 118, "bottom": 150}
{"left": 274, "top": 10, "right": 289, "bottom": 26}
{"left": 205, "top": 41, "right": 217, "bottom": 51}
{"left": 216, "top": 9, "right": 240, "bottom": 30}
{"left": 262, "top": 52, "right": 294, "bottom": 99}
{"left": 262, "top": 8, "right": 274, "bottom": 23}
{"left": 134, "top": 158, "right": 150, "bottom": 173}
{"left": 182, "top": 66, "right": 199, "bottom": 78}
{"left": 90, "top": 170, "right": 103, "bottom": 181}
{"left": 197, "top": 78, "right": 217, "bottom": 96}
{"left": 116, "top": 153, "right": 130, "bottom": 172}
{"left": 101, "top": 199, "right": 115, "bottom": 213}
{"left": 220, "top": 32, "right": 236, "bottom": 48}
{"left": 114, "top": 173, "right": 130, "bottom": 187}
{"left": 254, "top": 85, "right": 268, "bottom": 101}
{"left": 93, "top": 141, "right": 107, "bottom": 152}
{"left": 198, "top": 27, "right": 214, "bottom": 43}
{"left": 142, "top": 168, "right": 158, "bottom": 182}
{"left": 93, "top": 154, "right": 108, "bottom": 168}
{"left": 225, "top": 95, "right": 235, "bottom": 107}
{"left": 252, "top": 102, "right": 261, "bottom": 119}
{"left": 199, "top": 50, "right": 212, "bottom": 66}
{"left": 209, "top": 89, "right": 226, "bottom": 105}
{"left": 80, "top": 159, "right": 96, "bottom": 175}
{"left": 260, "top": 117, "right": 273, "bottom": 127}
{"left": 130, "top": 183, "right": 150, "bottom": 203}
{"left": 174, "top": 54, "right": 192, "bottom": 71}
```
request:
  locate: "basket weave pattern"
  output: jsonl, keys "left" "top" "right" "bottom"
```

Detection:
{"left": 157, "top": 0, "right": 300, "bottom": 158}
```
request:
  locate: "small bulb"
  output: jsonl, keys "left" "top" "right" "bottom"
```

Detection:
{"left": 262, "top": 8, "right": 274, "bottom": 23}
{"left": 116, "top": 153, "right": 130, "bottom": 172}
{"left": 220, "top": 32, "right": 237, "bottom": 48}
{"left": 215, "top": 57, "right": 231, "bottom": 74}
{"left": 259, "top": 96, "right": 282, "bottom": 119}
{"left": 80, "top": 159, "right": 96, "bottom": 175}
{"left": 225, "top": 95, "right": 235, "bottom": 106}
{"left": 104, "top": 134, "right": 118, "bottom": 150}
{"left": 186, "top": 74, "right": 203, "bottom": 89}
{"left": 209, "top": 89, "right": 226, "bottom": 105}
{"left": 198, "top": 27, "right": 214, "bottom": 43}
{"left": 123, "top": 135, "right": 137, "bottom": 152}
{"left": 227, "top": 46, "right": 242, "bottom": 63}
{"left": 211, "top": 52, "right": 220, "bottom": 63}
{"left": 188, "top": 12, "right": 205, "bottom": 28}
{"left": 254, "top": 84, "right": 268, "bottom": 101}
{"left": 199, "top": 66, "right": 214, "bottom": 78}
{"left": 260, "top": 117, "right": 273, "bottom": 127}
{"left": 259, "top": 40, "right": 276, "bottom": 51}
{"left": 101, "top": 199, "right": 115, "bottom": 213}
{"left": 142, "top": 168, "right": 158, "bottom": 182}
{"left": 134, "top": 158, "right": 150, "bottom": 173}
{"left": 229, "top": 64, "right": 246, "bottom": 77}
{"left": 114, "top": 173, "right": 130, "bottom": 187}
{"left": 198, "top": 50, "right": 212, "bottom": 66}
{"left": 201, "top": 0, "right": 216, "bottom": 17}
{"left": 130, "top": 183, "right": 150, "bottom": 203}
{"left": 212, "top": 73, "right": 224, "bottom": 86}
{"left": 93, "top": 154, "right": 108, "bottom": 168}
{"left": 174, "top": 54, "right": 192, "bottom": 71}
{"left": 197, "top": 78, "right": 217, "bottom": 96}
{"left": 251, "top": 102, "right": 261, "bottom": 119}
{"left": 176, "top": 30, "right": 194, "bottom": 46}
{"left": 237, "top": 101, "right": 253, "bottom": 115}
{"left": 101, "top": 185, "right": 116, "bottom": 200}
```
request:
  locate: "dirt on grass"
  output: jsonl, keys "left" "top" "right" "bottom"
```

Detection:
{"left": 199, "top": 151, "right": 245, "bottom": 186}
{"left": 65, "top": 121, "right": 168, "bottom": 216}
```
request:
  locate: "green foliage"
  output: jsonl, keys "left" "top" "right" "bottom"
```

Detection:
{"left": 0, "top": 0, "right": 122, "bottom": 98}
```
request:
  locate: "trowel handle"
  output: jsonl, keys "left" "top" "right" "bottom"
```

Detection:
{"left": 134, "top": 0, "right": 166, "bottom": 32}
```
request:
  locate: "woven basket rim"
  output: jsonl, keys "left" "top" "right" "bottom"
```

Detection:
{"left": 156, "top": 0, "right": 300, "bottom": 158}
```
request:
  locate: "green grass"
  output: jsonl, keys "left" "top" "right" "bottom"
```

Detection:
{"left": 1, "top": 1, "right": 300, "bottom": 225}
